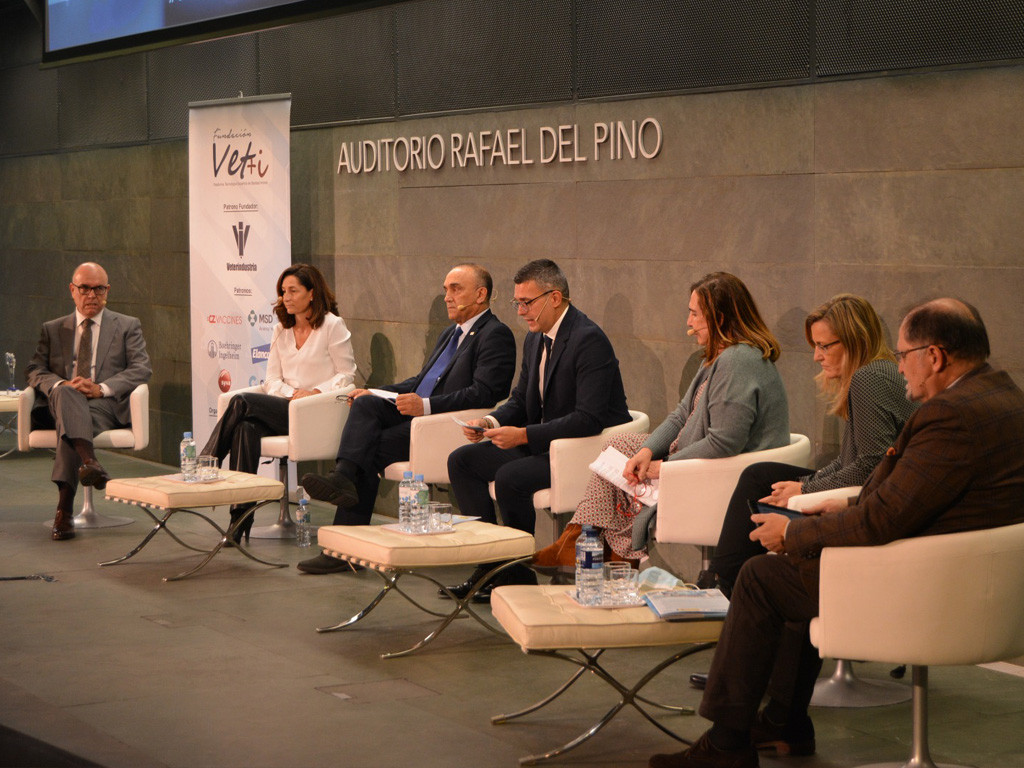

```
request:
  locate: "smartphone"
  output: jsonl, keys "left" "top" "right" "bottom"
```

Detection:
{"left": 452, "top": 416, "right": 486, "bottom": 433}
{"left": 747, "top": 499, "right": 807, "bottom": 521}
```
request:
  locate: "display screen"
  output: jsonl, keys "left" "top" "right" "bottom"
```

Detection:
{"left": 44, "top": 0, "right": 348, "bottom": 63}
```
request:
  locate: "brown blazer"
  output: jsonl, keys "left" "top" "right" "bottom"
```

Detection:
{"left": 785, "top": 364, "right": 1024, "bottom": 602}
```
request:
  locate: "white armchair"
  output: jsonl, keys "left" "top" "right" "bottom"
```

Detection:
{"left": 382, "top": 407, "right": 493, "bottom": 485}
{"left": 216, "top": 384, "right": 354, "bottom": 538}
{"left": 787, "top": 486, "right": 909, "bottom": 707}
{"left": 655, "top": 434, "right": 812, "bottom": 568}
{"left": 810, "top": 521, "right": 1024, "bottom": 767}
{"left": 488, "top": 410, "right": 651, "bottom": 547}
{"left": 18, "top": 383, "right": 150, "bottom": 528}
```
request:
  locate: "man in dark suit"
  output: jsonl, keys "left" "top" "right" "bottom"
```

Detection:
{"left": 297, "top": 263, "right": 516, "bottom": 574}
{"left": 649, "top": 298, "right": 1024, "bottom": 768}
{"left": 443, "top": 259, "right": 631, "bottom": 599}
{"left": 26, "top": 262, "right": 152, "bottom": 541}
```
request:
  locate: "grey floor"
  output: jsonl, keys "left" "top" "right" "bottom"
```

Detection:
{"left": 1, "top": 437, "right": 1023, "bottom": 768}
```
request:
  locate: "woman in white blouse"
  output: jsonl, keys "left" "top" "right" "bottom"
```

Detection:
{"left": 202, "top": 263, "right": 356, "bottom": 539}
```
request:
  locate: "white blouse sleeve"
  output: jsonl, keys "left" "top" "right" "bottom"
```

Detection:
{"left": 313, "top": 314, "right": 357, "bottom": 392}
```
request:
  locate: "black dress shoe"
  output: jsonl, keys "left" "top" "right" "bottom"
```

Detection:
{"left": 297, "top": 552, "right": 361, "bottom": 574}
{"left": 78, "top": 459, "right": 110, "bottom": 489}
{"left": 649, "top": 731, "right": 758, "bottom": 768}
{"left": 689, "top": 673, "right": 708, "bottom": 690}
{"left": 750, "top": 708, "right": 815, "bottom": 756}
{"left": 300, "top": 470, "right": 358, "bottom": 507}
{"left": 52, "top": 509, "right": 75, "bottom": 541}
{"left": 440, "top": 564, "right": 493, "bottom": 601}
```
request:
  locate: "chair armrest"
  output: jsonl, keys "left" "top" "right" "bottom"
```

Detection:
{"left": 17, "top": 387, "right": 35, "bottom": 452}
{"left": 129, "top": 383, "right": 150, "bottom": 451}
{"left": 811, "top": 521, "right": 1024, "bottom": 666}
{"left": 786, "top": 486, "right": 860, "bottom": 511}
{"left": 657, "top": 434, "right": 812, "bottom": 546}
{"left": 287, "top": 384, "right": 355, "bottom": 462}
{"left": 546, "top": 410, "right": 651, "bottom": 515}
{"left": 216, "top": 386, "right": 262, "bottom": 419}
{"left": 407, "top": 407, "right": 493, "bottom": 484}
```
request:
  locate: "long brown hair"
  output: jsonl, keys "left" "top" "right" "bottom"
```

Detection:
{"left": 691, "top": 272, "right": 780, "bottom": 363}
{"left": 273, "top": 263, "right": 339, "bottom": 329}
{"left": 804, "top": 294, "right": 893, "bottom": 419}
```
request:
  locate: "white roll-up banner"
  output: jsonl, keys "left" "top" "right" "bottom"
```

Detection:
{"left": 188, "top": 95, "right": 291, "bottom": 463}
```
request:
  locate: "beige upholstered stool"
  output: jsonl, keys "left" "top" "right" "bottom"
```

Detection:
{"left": 317, "top": 521, "right": 534, "bottom": 659}
{"left": 490, "top": 584, "right": 723, "bottom": 766}
{"left": 101, "top": 470, "right": 286, "bottom": 581}
{"left": 0, "top": 391, "right": 19, "bottom": 458}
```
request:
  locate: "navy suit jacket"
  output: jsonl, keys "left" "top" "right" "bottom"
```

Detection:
{"left": 26, "top": 309, "right": 152, "bottom": 426}
{"left": 491, "top": 304, "right": 630, "bottom": 454}
{"left": 386, "top": 309, "right": 516, "bottom": 412}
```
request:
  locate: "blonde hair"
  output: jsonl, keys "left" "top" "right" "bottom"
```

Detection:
{"left": 691, "top": 272, "right": 780, "bottom": 363}
{"left": 804, "top": 294, "right": 894, "bottom": 419}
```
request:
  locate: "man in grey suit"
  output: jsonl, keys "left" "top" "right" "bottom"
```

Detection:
{"left": 26, "top": 262, "right": 152, "bottom": 541}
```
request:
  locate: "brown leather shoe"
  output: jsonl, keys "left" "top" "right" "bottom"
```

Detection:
{"left": 649, "top": 732, "right": 758, "bottom": 768}
{"left": 78, "top": 459, "right": 110, "bottom": 490}
{"left": 532, "top": 523, "right": 582, "bottom": 568}
{"left": 52, "top": 509, "right": 75, "bottom": 541}
{"left": 604, "top": 543, "right": 640, "bottom": 568}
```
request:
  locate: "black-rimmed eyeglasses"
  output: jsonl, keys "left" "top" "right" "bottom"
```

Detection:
{"left": 894, "top": 344, "right": 941, "bottom": 362}
{"left": 72, "top": 284, "right": 109, "bottom": 296}
{"left": 813, "top": 340, "right": 842, "bottom": 352}
{"left": 509, "top": 290, "right": 553, "bottom": 312}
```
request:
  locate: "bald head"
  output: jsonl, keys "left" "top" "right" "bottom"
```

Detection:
{"left": 69, "top": 262, "right": 110, "bottom": 319}
{"left": 901, "top": 298, "right": 989, "bottom": 364}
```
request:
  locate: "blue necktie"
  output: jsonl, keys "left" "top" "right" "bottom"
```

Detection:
{"left": 415, "top": 327, "right": 462, "bottom": 398}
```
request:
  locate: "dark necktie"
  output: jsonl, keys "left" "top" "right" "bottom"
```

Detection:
{"left": 415, "top": 327, "right": 462, "bottom": 398}
{"left": 75, "top": 318, "right": 94, "bottom": 379}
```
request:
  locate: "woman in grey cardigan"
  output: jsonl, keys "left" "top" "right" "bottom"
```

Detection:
{"left": 533, "top": 272, "right": 790, "bottom": 566}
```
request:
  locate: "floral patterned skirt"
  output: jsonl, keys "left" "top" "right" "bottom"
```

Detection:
{"left": 570, "top": 432, "right": 652, "bottom": 560}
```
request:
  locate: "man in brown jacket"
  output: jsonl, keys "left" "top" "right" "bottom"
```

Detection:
{"left": 649, "top": 298, "right": 1024, "bottom": 768}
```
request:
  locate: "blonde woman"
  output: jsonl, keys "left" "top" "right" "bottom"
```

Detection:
{"left": 533, "top": 272, "right": 790, "bottom": 567}
{"left": 702, "top": 294, "right": 918, "bottom": 597}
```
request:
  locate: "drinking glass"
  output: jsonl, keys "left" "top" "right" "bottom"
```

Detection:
{"left": 197, "top": 455, "right": 219, "bottom": 481}
{"left": 428, "top": 502, "right": 453, "bottom": 531}
{"left": 603, "top": 562, "right": 638, "bottom": 604}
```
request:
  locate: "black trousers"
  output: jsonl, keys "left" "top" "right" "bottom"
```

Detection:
{"left": 332, "top": 394, "right": 413, "bottom": 525}
{"left": 700, "top": 554, "right": 822, "bottom": 731}
{"left": 710, "top": 461, "right": 809, "bottom": 594}
{"left": 202, "top": 392, "right": 289, "bottom": 476}
{"left": 446, "top": 441, "right": 551, "bottom": 533}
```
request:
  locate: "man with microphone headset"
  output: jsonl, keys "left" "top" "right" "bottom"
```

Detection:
{"left": 298, "top": 263, "right": 516, "bottom": 574}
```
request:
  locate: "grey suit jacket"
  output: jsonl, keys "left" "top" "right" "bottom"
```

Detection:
{"left": 26, "top": 309, "right": 152, "bottom": 426}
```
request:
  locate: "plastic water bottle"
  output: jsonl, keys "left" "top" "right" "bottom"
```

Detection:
{"left": 409, "top": 473, "right": 430, "bottom": 534}
{"left": 179, "top": 432, "right": 197, "bottom": 482}
{"left": 296, "top": 493, "right": 312, "bottom": 548}
{"left": 575, "top": 525, "right": 604, "bottom": 605}
{"left": 397, "top": 470, "right": 415, "bottom": 532}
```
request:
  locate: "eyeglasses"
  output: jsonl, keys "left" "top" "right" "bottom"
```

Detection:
{"left": 72, "top": 284, "right": 109, "bottom": 296}
{"left": 894, "top": 344, "right": 941, "bottom": 362}
{"left": 813, "top": 340, "right": 842, "bottom": 352}
{"left": 509, "top": 290, "right": 553, "bottom": 312}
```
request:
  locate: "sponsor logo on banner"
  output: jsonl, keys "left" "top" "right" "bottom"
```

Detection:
{"left": 206, "top": 341, "right": 242, "bottom": 361}
{"left": 248, "top": 309, "right": 274, "bottom": 328}
{"left": 249, "top": 375, "right": 260, "bottom": 388}
{"left": 212, "top": 128, "right": 270, "bottom": 183}
{"left": 227, "top": 220, "right": 258, "bottom": 272}
{"left": 251, "top": 343, "right": 271, "bottom": 364}
{"left": 208, "top": 313, "right": 244, "bottom": 325}
{"left": 218, "top": 369, "right": 232, "bottom": 392}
